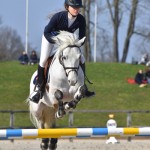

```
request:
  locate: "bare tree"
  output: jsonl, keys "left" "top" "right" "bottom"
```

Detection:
{"left": 82, "top": 0, "right": 91, "bottom": 62}
{"left": 121, "top": 0, "right": 138, "bottom": 62}
{"left": 106, "top": 0, "right": 121, "bottom": 62}
{"left": 0, "top": 26, "right": 24, "bottom": 61}
{"left": 81, "top": 0, "right": 150, "bottom": 63}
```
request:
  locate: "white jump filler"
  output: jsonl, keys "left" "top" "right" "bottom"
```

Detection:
{"left": 106, "top": 114, "right": 119, "bottom": 144}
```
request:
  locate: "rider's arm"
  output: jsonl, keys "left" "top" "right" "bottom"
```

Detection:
{"left": 44, "top": 13, "right": 59, "bottom": 43}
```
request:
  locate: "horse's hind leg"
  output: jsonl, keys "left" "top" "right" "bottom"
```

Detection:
{"left": 49, "top": 138, "right": 58, "bottom": 150}
{"left": 40, "top": 123, "right": 49, "bottom": 150}
{"left": 40, "top": 138, "right": 49, "bottom": 150}
{"left": 41, "top": 138, "right": 58, "bottom": 150}
{"left": 40, "top": 106, "right": 57, "bottom": 150}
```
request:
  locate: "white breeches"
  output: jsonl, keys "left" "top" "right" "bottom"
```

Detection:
{"left": 39, "top": 35, "right": 85, "bottom": 68}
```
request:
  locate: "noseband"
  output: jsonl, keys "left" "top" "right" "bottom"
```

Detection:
{"left": 59, "top": 45, "right": 81, "bottom": 77}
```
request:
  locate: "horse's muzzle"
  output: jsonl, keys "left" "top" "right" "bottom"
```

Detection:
{"left": 68, "top": 79, "right": 77, "bottom": 86}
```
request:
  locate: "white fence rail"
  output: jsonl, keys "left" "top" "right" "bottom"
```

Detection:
{"left": 0, "top": 110, "right": 150, "bottom": 129}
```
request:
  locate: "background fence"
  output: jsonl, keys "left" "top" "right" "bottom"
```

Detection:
{"left": 0, "top": 110, "right": 150, "bottom": 129}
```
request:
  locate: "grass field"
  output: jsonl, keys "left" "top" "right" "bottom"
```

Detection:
{"left": 0, "top": 61, "right": 150, "bottom": 128}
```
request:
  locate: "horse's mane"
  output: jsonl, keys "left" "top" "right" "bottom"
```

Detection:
{"left": 52, "top": 31, "right": 79, "bottom": 56}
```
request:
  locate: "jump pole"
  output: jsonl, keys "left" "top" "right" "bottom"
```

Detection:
{"left": 0, "top": 127, "right": 150, "bottom": 140}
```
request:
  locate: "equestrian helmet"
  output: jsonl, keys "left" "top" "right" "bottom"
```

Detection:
{"left": 65, "top": 0, "right": 83, "bottom": 8}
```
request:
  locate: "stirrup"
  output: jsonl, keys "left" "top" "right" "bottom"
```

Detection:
{"left": 30, "top": 84, "right": 45, "bottom": 103}
{"left": 84, "top": 84, "right": 95, "bottom": 98}
{"left": 30, "top": 91, "right": 44, "bottom": 103}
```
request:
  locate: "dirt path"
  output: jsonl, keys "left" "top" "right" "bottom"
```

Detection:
{"left": 0, "top": 138, "right": 150, "bottom": 150}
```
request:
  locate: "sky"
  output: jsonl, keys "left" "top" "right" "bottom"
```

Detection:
{"left": 0, "top": 0, "right": 136, "bottom": 63}
{"left": 0, "top": 0, "right": 64, "bottom": 53}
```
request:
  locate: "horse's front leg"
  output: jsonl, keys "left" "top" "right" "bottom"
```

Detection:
{"left": 65, "top": 85, "right": 86, "bottom": 110}
{"left": 54, "top": 90, "right": 66, "bottom": 118}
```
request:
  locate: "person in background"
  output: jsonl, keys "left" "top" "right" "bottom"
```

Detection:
{"left": 29, "top": 50, "right": 38, "bottom": 65}
{"left": 145, "top": 67, "right": 150, "bottom": 84}
{"left": 134, "top": 69, "right": 147, "bottom": 87}
{"left": 18, "top": 51, "right": 29, "bottom": 65}
{"left": 138, "top": 54, "right": 149, "bottom": 65}
{"left": 30, "top": 0, "right": 95, "bottom": 103}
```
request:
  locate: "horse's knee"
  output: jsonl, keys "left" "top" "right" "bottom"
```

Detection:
{"left": 54, "top": 90, "right": 63, "bottom": 100}
{"left": 74, "top": 85, "right": 86, "bottom": 100}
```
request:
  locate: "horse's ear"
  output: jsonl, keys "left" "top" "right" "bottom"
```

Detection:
{"left": 73, "top": 29, "right": 79, "bottom": 39}
{"left": 75, "top": 37, "right": 86, "bottom": 47}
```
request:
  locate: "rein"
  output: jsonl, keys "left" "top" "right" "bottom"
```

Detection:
{"left": 59, "top": 45, "right": 80, "bottom": 77}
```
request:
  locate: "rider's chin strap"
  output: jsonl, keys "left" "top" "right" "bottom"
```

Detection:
{"left": 68, "top": 11, "right": 78, "bottom": 18}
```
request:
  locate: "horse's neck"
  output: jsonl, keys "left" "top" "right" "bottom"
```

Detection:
{"left": 49, "top": 57, "right": 66, "bottom": 80}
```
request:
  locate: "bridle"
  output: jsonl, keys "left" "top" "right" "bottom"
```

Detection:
{"left": 59, "top": 45, "right": 81, "bottom": 77}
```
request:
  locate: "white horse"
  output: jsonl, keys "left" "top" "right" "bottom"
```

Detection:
{"left": 27, "top": 31, "right": 86, "bottom": 150}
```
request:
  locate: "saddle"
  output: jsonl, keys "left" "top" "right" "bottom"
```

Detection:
{"left": 44, "top": 55, "right": 54, "bottom": 81}
{"left": 33, "top": 56, "right": 54, "bottom": 92}
{"left": 44, "top": 55, "right": 54, "bottom": 91}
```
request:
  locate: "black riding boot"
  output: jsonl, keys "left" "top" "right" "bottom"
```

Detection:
{"left": 80, "top": 63, "right": 95, "bottom": 98}
{"left": 30, "top": 65, "right": 45, "bottom": 103}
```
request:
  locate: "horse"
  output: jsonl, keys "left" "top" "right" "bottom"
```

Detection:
{"left": 27, "top": 30, "right": 86, "bottom": 150}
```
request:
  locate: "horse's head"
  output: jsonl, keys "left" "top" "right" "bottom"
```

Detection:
{"left": 52, "top": 31, "right": 85, "bottom": 86}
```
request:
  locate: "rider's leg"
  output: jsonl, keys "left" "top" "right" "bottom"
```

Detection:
{"left": 80, "top": 55, "right": 95, "bottom": 98}
{"left": 30, "top": 35, "right": 53, "bottom": 103}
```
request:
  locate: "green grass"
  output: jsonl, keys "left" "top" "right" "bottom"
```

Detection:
{"left": 0, "top": 61, "right": 150, "bottom": 128}
{"left": 0, "top": 61, "right": 37, "bottom": 110}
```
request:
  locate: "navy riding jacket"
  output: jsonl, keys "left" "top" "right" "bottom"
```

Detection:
{"left": 44, "top": 11, "right": 86, "bottom": 43}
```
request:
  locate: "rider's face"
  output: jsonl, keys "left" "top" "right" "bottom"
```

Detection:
{"left": 68, "top": 6, "right": 80, "bottom": 16}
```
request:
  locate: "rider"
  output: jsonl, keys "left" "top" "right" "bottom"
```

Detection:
{"left": 30, "top": 0, "right": 95, "bottom": 103}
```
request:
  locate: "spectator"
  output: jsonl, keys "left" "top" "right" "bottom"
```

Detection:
{"left": 134, "top": 69, "right": 147, "bottom": 87}
{"left": 138, "top": 54, "right": 149, "bottom": 65}
{"left": 29, "top": 50, "right": 38, "bottom": 65}
{"left": 145, "top": 67, "right": 150, "bottom": 84}
{"left": 18, "top": 51, "right": 29, "bottom": 65}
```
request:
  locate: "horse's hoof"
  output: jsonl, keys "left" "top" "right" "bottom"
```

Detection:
{"left": 40, "top": 142, "right": 48, "bottom": 150}
{"left": 49, "top": 143, "right": 57, "bottom": 150}
{"left": 65, "top": 101, "right": 76, "bottom": 110}
{"left": 55, "top": 112, "right": 63, "bottom": 119}
{"left": 64, "top": 103, "right": 70, "bottom": 110}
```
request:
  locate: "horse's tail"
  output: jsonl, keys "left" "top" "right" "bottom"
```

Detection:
{"left": 26, "top": 98, "right": 41, "bottom": 128}
{"left": 27, "top": 70, "right": 56, "bottom": 129}
{"left": 26, "top": 70, "right": 41, "bottom": 129}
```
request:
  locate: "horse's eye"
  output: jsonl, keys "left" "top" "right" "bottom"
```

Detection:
{"left": 62, "top": 56, "right": 66, "bottom": 60}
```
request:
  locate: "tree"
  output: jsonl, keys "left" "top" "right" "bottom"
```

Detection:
{"left": 0, "top": 26, "right": 24, "bottom": 61}
{"left": 82, "top": 0, "right": 91, "bottom": 62}
{"left": 121, "top": 0, "right": 138, "bottom": 62}
{"left": 106, "top": 0, "right": 121, "bottom": 62}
